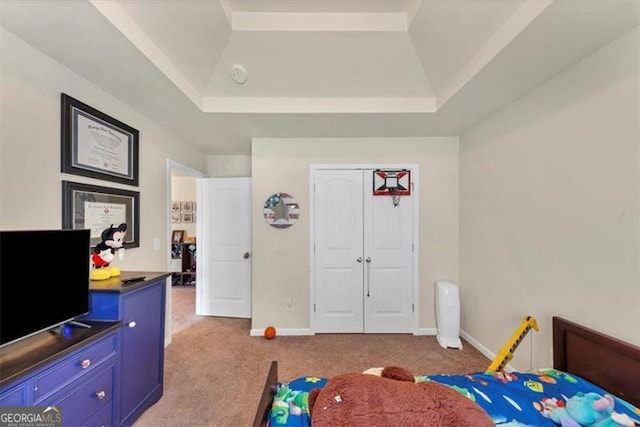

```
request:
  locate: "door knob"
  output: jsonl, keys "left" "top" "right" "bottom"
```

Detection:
{"left": 243, "top": 252, "right": 251, "bottom": 259}
{"left": 357, "top": 257, "right": 363, "bottom": 263}
{"left": 365, "top": 257, "right": 371, "bottom": 263}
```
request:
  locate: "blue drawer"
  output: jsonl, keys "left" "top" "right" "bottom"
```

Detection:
{"left": 52, "top": 366, "right": 115, "bottom": 427}
{"left": 78, "top": 395, "right": 113, "bottom": 427}
{"left": 33, "top": 333, "right": 117, "bottom": 402}
{"left": 0, "top": 383, "right": 27, "bottom": 406}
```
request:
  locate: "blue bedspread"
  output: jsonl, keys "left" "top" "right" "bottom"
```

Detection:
{"left": 269, "top": 369, "right": 640, "bottom": 426}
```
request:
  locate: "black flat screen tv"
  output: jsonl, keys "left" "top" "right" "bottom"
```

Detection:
{"left": 0, "top": 229, "right": 91, "bottom": 348}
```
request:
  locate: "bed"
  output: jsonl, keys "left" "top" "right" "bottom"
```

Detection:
{"left": 252, "top": 317, "right": 640, "bottom": 426}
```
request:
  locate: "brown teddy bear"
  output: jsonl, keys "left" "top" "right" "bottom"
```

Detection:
{"left": 308, "top": 366, "right": 493, "bottom": 426}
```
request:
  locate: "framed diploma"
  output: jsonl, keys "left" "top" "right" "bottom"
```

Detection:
{"left": 62, "top": 180, "right": 140, "bottom": 248}
{"left": 61, "top": 93, "right": 139, "bottom": 186}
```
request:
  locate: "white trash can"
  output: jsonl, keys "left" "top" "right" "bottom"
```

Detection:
{"left": 435, "top": 281, "right": 463, "bottom": 349}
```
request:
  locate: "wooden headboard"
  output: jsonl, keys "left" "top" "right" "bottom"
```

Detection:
{"left": 553, "top": 316, "right": 640, "bottom": 408}
{"left": 252, "top": 360, "right": 278, "bottom": 427}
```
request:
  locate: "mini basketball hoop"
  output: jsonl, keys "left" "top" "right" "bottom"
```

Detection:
{"left": 373, "top": 170, "right": 411, "bottom": 207}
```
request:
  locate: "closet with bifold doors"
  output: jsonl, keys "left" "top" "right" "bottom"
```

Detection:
{"left": 312, "top": 166, "right": 417, "bottom": 333}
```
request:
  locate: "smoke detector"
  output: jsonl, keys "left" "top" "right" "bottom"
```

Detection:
{"left": 230, "top": 65, "right": 247, "bottom": 84}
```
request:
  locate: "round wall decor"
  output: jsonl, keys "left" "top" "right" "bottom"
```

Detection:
{"left": 263, "top": 193, "right": 300, "bottom": 228}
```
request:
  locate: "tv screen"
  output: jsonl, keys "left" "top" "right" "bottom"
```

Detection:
{"left": 0, "top": 229, "right": 91, "bottom": 348}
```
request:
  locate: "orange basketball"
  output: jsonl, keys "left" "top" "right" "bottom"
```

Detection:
{"left": 264, "top": 326, "right": 276, "bottom": 340}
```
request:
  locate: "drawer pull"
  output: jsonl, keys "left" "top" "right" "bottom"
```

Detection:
{"left": 96, "top": 390, "right": 106, "bottom": 400}
{"left": 81, "top": 359, "right": 91, "bottom": 369}
{"left": 128, "top": 321, "right": 137, "bottom": 328}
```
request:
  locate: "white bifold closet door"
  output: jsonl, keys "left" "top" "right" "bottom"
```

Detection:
{"left": 314, "top": 169, "right": 413, "bottom": 333}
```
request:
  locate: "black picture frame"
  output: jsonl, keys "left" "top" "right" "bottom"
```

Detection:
{"left": 61, "top": 93, "right": 139, "bottom": 186}
{"left": 62, "top": 180, "right": 140, "bottom": 249}
{"left": 171, "top": 230, "right": 185, "bottom": 243}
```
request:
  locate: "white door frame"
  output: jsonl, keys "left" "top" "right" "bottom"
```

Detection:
{"left": 165, "top": 159, "right": 207, "bottom": 346}
{"left": 309, "top": 163, "right": 419, "bottom": 334}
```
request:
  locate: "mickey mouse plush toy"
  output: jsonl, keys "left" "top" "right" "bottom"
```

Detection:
{"left": 90, "top": 223, "right": 127, "bottom": 280}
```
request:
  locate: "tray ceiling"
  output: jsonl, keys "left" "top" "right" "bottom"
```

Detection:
{"left": 1, "top": 0, "right": 637, "bottom": 154}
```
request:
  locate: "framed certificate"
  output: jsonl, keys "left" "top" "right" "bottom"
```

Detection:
{"left": 61, "top": 93, "right": 139, "bottom": 186}
{"left": 62, "top": 180, "right": 140, "bottom": 248}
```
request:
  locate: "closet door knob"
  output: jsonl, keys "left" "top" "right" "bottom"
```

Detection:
{"left": 365, "top": 257, "right": 371, "bottom": 263}
{"left": 357, "top": 257, "right": 362, "bottom": 263}
{"left": 243, "top": 252, "right": 251, "bottom": 259}
{"left": 128, "top": 321, "right": 136, "bottom": 328}
{"left": 95, "top": 390, "right": 106, "bottom": 400}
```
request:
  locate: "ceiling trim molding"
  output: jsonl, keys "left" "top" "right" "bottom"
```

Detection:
{"left": 89, "top": 0, "right": 203, "bottom": 110}
{"left": 406, "top": 0, "right": 423, "bottom": 28}
{"left": 437, "top": 0, "right": 554, "bottom": 108}
{"left": 219, "top": 0, "right": 234, "bottom": 28}
{"left": 230, "top": 12, "right": 408, "bottom": 32}
{"left": 201, "top": 97, "right": 436, "bottom": 113}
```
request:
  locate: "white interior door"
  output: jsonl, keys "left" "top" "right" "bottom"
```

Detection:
{"left": 314, "top": 168, "right": 414, "bottom": 333}
{"left": 197, "top": 177, "right": 252, "bottom": 318}
{"left": 314, "top": 170, "right": 364, "bottom": 333}
{"left": 364, "top": 181, "right": 414, "bottom": 333}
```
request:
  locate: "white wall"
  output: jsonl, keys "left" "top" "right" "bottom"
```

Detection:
{"left": 207, "top": 155, "right": 251, "bottom": 177}
{"left": 459, "top": 27, "right": 639, "bottom": 370}
{"left": 0, "top": 27, "right": 207, "bottom": 271}
{"left": 251, "top": 137, "right": 459, "bottom": 332}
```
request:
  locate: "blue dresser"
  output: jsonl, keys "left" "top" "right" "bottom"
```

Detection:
{"left": 0, "top": 322, "right": 121, "bottom": 426}
{"left": 85, "top": 272, "right": 169, "bottom": 426}
{"left": 0, "top": 271, "right": 169, "bottom": 427}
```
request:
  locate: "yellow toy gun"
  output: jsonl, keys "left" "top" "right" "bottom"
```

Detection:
{"left": 486, "top": 316, "right": 539, "bottom": 373}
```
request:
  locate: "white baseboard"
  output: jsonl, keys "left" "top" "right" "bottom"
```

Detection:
{"left": 250, "top": 328, "right": 438, "bottom": 336}
{"left": 460, "top": 329, "right": 493, "bottom": 358}
{"left": 250, "top": 328, "right": 314, "bottom": 337}
{"left": 460, "top": 329, "right": 515, "bottom": 372}
{"left": 251, "top": 328, "right": 438, "bottom": 336}
{"left": 414, "top": 328, "right": 437, "bottom": 336}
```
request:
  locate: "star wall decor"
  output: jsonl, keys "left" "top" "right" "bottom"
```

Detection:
{"left": 263, "top": 193, "right": 300, "bottom": 229}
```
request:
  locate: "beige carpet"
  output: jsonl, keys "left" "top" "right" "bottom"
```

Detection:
{"left": 134, "top": 315, "right": 490, "bottom": 427}
{"left": 170, "top": 286, "right": 204, "bottom": 334}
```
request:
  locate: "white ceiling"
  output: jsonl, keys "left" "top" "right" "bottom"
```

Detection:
{"left": 1, "top": 0, "right": 638, "bottom": 155}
